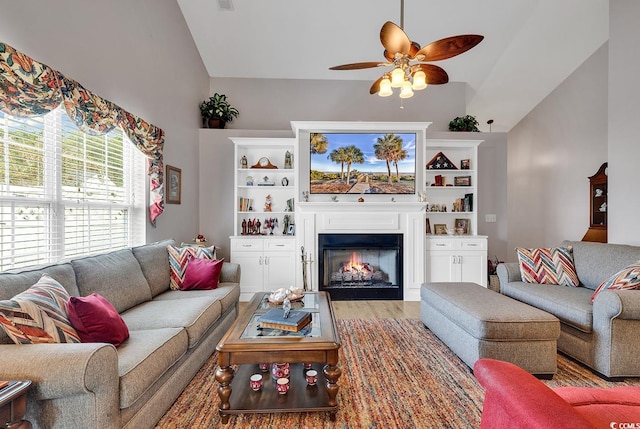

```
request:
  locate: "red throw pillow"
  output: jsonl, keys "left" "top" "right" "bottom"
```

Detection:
{"left": 66, "top": 293, "right": 129, "bottom": 347}
{"left": 181, "top": 258, "right": 224, "bottom": 290}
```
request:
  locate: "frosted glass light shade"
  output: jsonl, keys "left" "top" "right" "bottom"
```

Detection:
{"left": 378, "top": 77, "right": 393, "bottom": 97}
{"left": 412, "top": 70, "right": 427, "bottom": 90}
{"left": 399, "top": 80, "right": 414, "bottom": 98}
{"left": 391, "top": 67, "right": 405, "bottom": 88}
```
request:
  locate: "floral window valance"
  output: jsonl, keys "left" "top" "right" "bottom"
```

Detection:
{"left": 0, "top": 42, "right": 164, "bottom": 225}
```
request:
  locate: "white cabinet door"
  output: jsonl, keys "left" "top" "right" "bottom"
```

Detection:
{"left": 459, "top": 252, "right": 487, "bottom": 285}
{"left": 264, "top": 252, "right": 296, "bottom": 289}
{"left": 425, "top": 251, "right": 456, "bottom": 282}
{"left": 232, "top": 253, "right": 264, "bottom": 296}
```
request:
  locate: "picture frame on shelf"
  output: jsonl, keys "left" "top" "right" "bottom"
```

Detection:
{"left": 461, "top": 159, "right": 470, "bottom": 170}
{"left": 454, "top": 176, "right": 471, "bottom": 186}
{"left": 434, "top": 224, "right": 448, "bottom": 235}
{"left": 454, "top": 218, "right": 470, "bottom": 235}
{"left": 166, "top": 165, "right": 181, "bottom": 204}
{"left": 287, "top": 223, "right": 296, "bottom": 236}
{"left": 425, "top": 218, "right": 431, "bottom": 234}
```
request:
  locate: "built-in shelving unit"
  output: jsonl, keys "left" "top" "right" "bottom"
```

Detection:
{"left": 423, "top": 139, "right": 487, "bottom": 287}
{"left": 230, "top": 137, "right": 298, "bottom": 300}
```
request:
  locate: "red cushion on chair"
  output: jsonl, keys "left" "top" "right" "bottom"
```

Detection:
{"left": 66, "top": 293, "right": 129, "bottom": 347}
{"left": 180, "top": 258, "right": 224, "bottom": 290}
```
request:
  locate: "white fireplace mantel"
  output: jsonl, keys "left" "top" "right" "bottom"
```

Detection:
{"left": 297, "top": 202, "right": 426, "bottom": 213}
{"left": 296, "top": 202, "right": 426, "bottom": 301}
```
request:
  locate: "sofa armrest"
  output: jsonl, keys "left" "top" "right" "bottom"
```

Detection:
{"left": 0, "top": 343, "right": 119, "bottom": 401}
{"left": 474, "top": 358, "right": 595, "bottom": 429}
{"left": 220, "top": 261, "right": 240, "bottom": 284}
{"left": 496, "top": 263, "right": 520, "bottom": 287}
{"left": 594, "top": 289, "right": 640, "bottom": 319}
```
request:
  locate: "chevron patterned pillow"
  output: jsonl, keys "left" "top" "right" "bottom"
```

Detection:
{"left": 0, "top": 274, "right": 81, "bottom": 344}
{"left": 167, "top": 245, "right": 217, "bottom": 290}
{"left": 516, "top": 246, "right": 579, "bottom": 287}
{"left": 590, "top": 261, "right": 640, "bottom": 302}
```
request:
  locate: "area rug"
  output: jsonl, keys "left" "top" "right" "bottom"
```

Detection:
{"left": 156, "top": 319, "right": 640, "bottom": 429}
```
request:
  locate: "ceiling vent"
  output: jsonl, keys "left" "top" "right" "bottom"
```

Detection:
{"left": 217, "top": 0, "right": 234, "bottom": 11}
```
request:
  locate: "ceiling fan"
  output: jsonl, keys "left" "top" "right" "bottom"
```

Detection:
{"left": 329, "top": 2, "right": 483, "bottom": 99}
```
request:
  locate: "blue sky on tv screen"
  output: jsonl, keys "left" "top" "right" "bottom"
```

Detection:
{"left": 310, "top": 133, "right": 416, "bottom": 174}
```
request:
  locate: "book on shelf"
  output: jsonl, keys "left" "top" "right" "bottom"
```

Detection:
{"left": 258, "top": 309, "right": 311, "bottom": 332}
{"left": 239, "top": 197, "right": 253, "bottom": 212}
{"left": 0, "top": 380, "right": 9, "bottom": 389}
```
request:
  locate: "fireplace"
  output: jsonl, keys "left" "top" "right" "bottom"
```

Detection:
{"left": 318, "top": 233, "right": 403, "bottom": 300}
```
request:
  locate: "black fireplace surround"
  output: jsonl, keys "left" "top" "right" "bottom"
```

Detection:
{"left": 318, "top": 233, "right": 403, "bottom": 300}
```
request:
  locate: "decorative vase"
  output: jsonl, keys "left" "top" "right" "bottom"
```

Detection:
{"left": 207, "top": 118, "right": 226, "bottom": 129}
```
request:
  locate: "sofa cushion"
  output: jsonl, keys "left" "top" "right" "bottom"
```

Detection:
{"left": 117, "top": 328, "right": 187, "bottom": 409}
{"left": 72, "top": 249, "right": 152, "bottom": 313}
{"left": 120, "top": 297, "right": 222, "bottom": 348}
{"left": 153, "top": 284, "right": 240, "bottom": 316}
{"left": 131, "top": 239, "right": 175, "bottom": 297}
{"left": 516, "top": 246, "right": 579, "bottom": 287}
{"left": 167, "top": 245, "right": 217, "bottom": 290}
{"left": 590, "top": 260, "right": 640, "bottom": 302}
{"left": 562, "top": 240, "right": 640, "bottom": 290}
{"left": 0, "top": 263, "right": 80, "bottom": 300}
{"left": 181, "top": 258, "right": 223, "bottom": 290}
{"left": 501, "top": 281, "right": 595, "bottom": 333}
{"left": 0, "top": 274, "right": 81, "bottom": 344}
{"left": 67, "top": 293, "right": 130, "bottom": 347}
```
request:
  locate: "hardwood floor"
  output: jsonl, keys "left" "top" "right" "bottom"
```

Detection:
{"left": 239, "top": 299, "right": 420, "bottom": 319}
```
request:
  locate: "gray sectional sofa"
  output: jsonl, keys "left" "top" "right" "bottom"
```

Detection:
{"left": 497, "top": 240, "right": 640, "bottom": 378}
{"left": 0, "top": 239, "right": 240, "bottom": 429}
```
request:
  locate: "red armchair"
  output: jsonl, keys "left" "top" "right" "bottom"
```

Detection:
{"left": 474, "top": 358, "right": 640, "bottom": 429}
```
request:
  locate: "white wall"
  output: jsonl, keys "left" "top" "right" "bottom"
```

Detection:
{"left": 0, "top": 0, "right": 210, "bottom": 244}
{"left": 505, "top": 43, "right": 609, "bottom": 260}
{"left": 210, "top": 78, "right": 468, "bottom": 132}
{"left": 608, "top": 0, "right": 640, "bottom": 245}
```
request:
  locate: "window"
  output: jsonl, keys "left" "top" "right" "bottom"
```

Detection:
{"left": 0, "top": 106, "right": 146, "bottom": 270}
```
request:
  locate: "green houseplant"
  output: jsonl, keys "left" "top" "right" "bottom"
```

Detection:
{"left": 448, "top": 115, "right": 480, "bottom": 132}
{"left": 199, "top": 93, "right": 239, "bottom": 129}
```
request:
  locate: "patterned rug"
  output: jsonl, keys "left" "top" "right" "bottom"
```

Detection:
{"left": 156, "top": 318, "right": 640, "bottom": 429}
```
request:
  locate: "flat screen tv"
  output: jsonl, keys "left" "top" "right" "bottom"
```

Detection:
{"left": 310, "top": 132, "right": 416, "bottom": 194}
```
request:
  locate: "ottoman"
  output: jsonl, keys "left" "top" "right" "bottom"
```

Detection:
{"left": 421, "top": 282, "right": 560, "bottom": 377}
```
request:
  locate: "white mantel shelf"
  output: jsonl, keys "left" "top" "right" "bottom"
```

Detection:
{"left": 297, "top": 202, "right": 426, "bottom": 213}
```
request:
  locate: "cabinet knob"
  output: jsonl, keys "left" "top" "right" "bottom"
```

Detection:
{"left": 259, "top": 256, "right": 263, "bottom": 265}
{"left": 264, "top": 257, "right": 269, "bottom": 265}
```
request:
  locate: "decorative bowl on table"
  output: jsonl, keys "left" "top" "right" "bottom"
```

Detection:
{"left": 268, "top": 287, "right": 305, "bottom": 304}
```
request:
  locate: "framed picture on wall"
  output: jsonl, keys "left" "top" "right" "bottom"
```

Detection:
{"left": 166, "top": 165, "right": 182, "bottom": 204}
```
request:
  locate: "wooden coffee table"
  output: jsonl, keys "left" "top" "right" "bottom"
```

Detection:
{"left": 215, "top": 291, "right": 341, "bottom": 423}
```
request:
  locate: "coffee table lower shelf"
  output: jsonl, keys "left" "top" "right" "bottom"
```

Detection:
{"left": 220, "top": 363, "right": 336, "bottom": 420}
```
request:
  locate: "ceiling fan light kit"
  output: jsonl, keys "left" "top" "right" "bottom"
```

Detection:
{"left": 329, "top": 10, "right": 484, "bottom": 100}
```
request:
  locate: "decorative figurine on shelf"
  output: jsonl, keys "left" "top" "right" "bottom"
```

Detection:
{"left": 285, "top": 198, "right": 294, "bottom": 212}
{"left": 331, "top": 195, "right": 338, "bottom": 202}
{"left": 255, "top": 219, "right": 261, "bottom": 235}
{"left": 302, "top": 191, "right": 309, "bottom": 202}
{"left": 284, "top": 151, "right": 293, "bottom": 169}
{"left": 264, "top": 194, "right": 272, "bottom": 212}
{"left": 242, "top": 219, "right": 247, "bottom": 235}
{"left": 240, "top": 155, "right": 248, "bottom": 169}
{"left": 193, "top": 234, "right": 207, "bottom": 245}
{"left": 246, "top": 176, "right": 254, "bottom": 186}
{"left": 283, "top": 215, "right": 291, "bottom": 235}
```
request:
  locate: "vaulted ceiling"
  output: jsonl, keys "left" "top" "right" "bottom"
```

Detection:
{"left": 178, "top": 0, "right": 608, "bottom": 132}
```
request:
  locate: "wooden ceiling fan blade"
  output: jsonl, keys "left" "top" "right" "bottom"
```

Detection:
{"left": 380, "top": 21, "right": 411, "bottom": 57}
{"left": 369, "top": 77, "right": 383, "bottom": 95}
{"left": 329, "top": 62, "right": 386, "bottom": 70}
{"left": 412, "top": 64, "right": 449, "bottom": 84}
{"left": 415, "top": 35, "right": 484, "bottom": 62}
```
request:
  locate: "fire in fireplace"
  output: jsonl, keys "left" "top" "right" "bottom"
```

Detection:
{"left": 318, "top": 233, "right": 403, "bottom": 300}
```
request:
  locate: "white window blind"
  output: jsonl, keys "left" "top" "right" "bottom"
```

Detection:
{"left": 0, "top": 107, "right": 146, "bottom": 270}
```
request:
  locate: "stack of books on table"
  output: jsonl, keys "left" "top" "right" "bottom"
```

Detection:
{"left": 258, "top": 309, "right": 311, "bottom": 332}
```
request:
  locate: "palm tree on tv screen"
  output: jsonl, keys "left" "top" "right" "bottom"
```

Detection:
{"left": 341, "top": 145, "right": 364, "bottom": 185}
{"left": 374, "top": 133, "right": 404, "bottom": 184}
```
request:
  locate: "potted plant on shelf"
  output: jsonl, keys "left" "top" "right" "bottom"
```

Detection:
{"left": 448, "top": 115, "right": 480, "bottom": 132}
{"left": 199, "top": 93, "right": 239, "bottom": 129}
